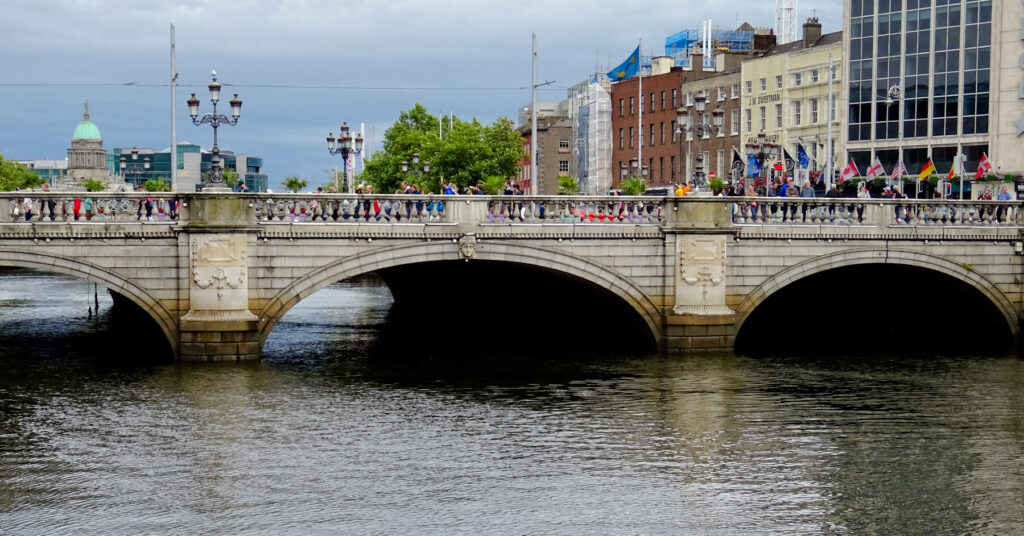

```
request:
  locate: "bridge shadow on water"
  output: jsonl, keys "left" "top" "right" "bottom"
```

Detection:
{"left": 734, "top": 264, "right": 1016, "bottom": 357}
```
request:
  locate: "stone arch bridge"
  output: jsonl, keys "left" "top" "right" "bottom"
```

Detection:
{"left": 0, "top": 192, "right": 1021, "bottom": 360}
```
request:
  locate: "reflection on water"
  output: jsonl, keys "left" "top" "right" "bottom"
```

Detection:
{"left": 0, "top": 270, "right": 1022, "bottom": 535}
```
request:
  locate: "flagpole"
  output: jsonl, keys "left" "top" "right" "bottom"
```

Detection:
{"left": 959, "top": 153, "right": 964, "bottom": 201}
{"left": 638, "top": 38, "right": 642, "bottom": 181}
{"left": 825, "top": 53, "right": 833, "bottom": 191}
{"left": 531, "top": 33, "right": 538, "bottom": 195}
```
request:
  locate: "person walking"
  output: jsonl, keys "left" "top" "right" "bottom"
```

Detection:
{"left": 799, "top": 180, "right": 815, "bottom": 221}
{"left": 825, "top": 183, "right": 842, "bottom": 221}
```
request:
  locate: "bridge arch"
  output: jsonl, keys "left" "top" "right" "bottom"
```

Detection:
{"left": 734, "top": 247, "right": 1019, "bottom": 337}
{"left": 256, "top": 240, "right": 663, "bottom": 346}
{"left": 0, "top": 248, "right": 178, "bottom": 353}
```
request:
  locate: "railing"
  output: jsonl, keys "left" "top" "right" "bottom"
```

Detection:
{"left": 0, "top": 192, "right": 1020, "bottom": 229}
{"left": 728, "top": 197, "right": 1023, "bottom": 227}
{"left": 1, "top": 193, "right": 184, "bottom": 223}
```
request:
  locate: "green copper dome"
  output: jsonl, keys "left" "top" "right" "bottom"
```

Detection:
{"left": 72, "top": 120, "right": 101, "bottom": 140}
{"left": 72, "top": 100, "right": 101, "bottom": 140}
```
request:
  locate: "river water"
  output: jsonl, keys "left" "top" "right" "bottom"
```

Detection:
{"left": 1, "top": 270, "right": 1022, "bottom": 535}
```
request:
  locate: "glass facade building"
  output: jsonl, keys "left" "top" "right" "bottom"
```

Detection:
{"left": 843, "top": 0, "right": 993, "bottom": 178}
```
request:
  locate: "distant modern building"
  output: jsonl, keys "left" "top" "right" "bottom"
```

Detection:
{"left": 841, "top": 0, "right": 1016, "bottom": 187}
{"left": 15, "top": 159, "right": 67, "bottom": 183}
{"left": 112, "top": 144, "right": 268, "bottom": 192}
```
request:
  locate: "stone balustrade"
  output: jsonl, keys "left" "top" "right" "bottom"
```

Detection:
{"left": 0, "top": 193, "right": 1020, "bottom": 230}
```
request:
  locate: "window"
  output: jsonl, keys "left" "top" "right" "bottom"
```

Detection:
{"left": 717, "top": 150, "right": 725, "bottom": 181}
{"left": 670, "top": 120, "right": 677, "bottom": 142}
{"left": 745, "top": 81, "right": 752, "bottom": 94}
{"left": 629, "top": 97, "right": 634, "bottom": 115}
{"left": 649, "top": 124, "right": 655, "bottom": 146}
{"left": 760, "top": 106, "right": 766, "bottom": 131}
{"left": 687, "top": 92, "right": 693, "bottom": 106}
{"left": 618, "top": 128, "right": 623, "bottom": 149}
{"left": 811, "top": 69, "right": 819, "bottom": 83}
{"left": 793, "top": 100, "right": 802, "bottom": 125}
{"left": 671, "top": 155, "right": 676, "bottom": 180}
{"left": 775, "top": 103, "right": 782, "bottom": 128}
{"left": 830, "top": 97, "right": 836, "bottom": 122}
{"left": 731, "top": 109, "right": 739, "bottom": 135}
{"left": 659, "top": 156, "right": 664, "bottom": 180}
{"left": 830, "top": 64, "right": 837, "bottom": 80}
{"left": 660, "top": 91, "right": 665, "bottom": 110}
{"left": 745, "top": 108, "right": 752, "bottom": 132}
{"left": 810, "top": 98, "right": 819, "bottom": 123}
{"left": 660, "top": 122, "right": 665, "bottom": 144}
{"left": 629, "top": 127, "right": 634, "bottom": 148}
{"left": 558, "top": 140, "right": 569, "bottom": 150}
{"left": 671, "top": 89, "right": 677, "bottom": 107}
{"left": 649, "top": 92, "right": 655, "bottom": 112}
{"left": 718, "top": 87, "right": 726, "bottom": 101}
{"left": 760, "top": 78, "right": 767, "bottom": 91}
{"left": 731, "top": 83, "right": 739, "bottom": 98}
{"left": 619, "top": 98, "right": 624, "bottom": 117}
{"left": 776, "top": 75, "right": 783, "bottom": 89}
{"left": 559, "top": 160, "right": 569, "bottom": 172}
{"left": 794, "top": 72, "right": 802, "bottom": 86}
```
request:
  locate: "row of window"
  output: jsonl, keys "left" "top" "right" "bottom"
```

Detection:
{"left": 745, "top": 66, "right": 836, "bottom": 95}
{"left": 617, "top": 85, "right": 743, "bottom": 117}
{"left": 743, "top": 99, "right": 838, "bottom": 133}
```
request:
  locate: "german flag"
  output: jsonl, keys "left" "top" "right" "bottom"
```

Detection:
{"left": 919, "top": 159, "right": 936, "bottom": 181}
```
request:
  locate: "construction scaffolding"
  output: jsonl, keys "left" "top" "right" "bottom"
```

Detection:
{"left": 664, "top": 28, "right": 754, "bottom": 67}
{"left": 575, "top": 81, "right": 612, "bottom": 194}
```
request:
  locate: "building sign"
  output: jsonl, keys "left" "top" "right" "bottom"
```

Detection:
{"left": 747, "top": 93, "right": 781, "bottom": 106}
{"left": 745, "top": 134, "right": 780, "bottom": 145}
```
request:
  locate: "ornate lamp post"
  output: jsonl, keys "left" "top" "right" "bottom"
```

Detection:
{"left": 326, "top": 122, "right": 364, "bottom": 193}
{"left": 884, "top": 84, "right": 904, "bottom": 195}
{"left": 400, "top": 152, "right": 430, "bottom": 179}
{"left": 675, "top": 92, "right": 724, "bottom": 190}
{"left": 119, "top": 149, "right": 151, "bottom": 189}
{"left": 187, "top": 70, "right": 242, "bottom": 190}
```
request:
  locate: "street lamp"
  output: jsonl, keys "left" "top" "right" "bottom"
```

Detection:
{"left": 885, "top": 84, "right": 905, "bottom": 195}
{"left": 187, "top": 70, "right": 241, "bottom": 190}
{"left": 675, "top": 92, "right": 725, "bottom": 189}
{"left": 119, "top": 149, "right": 151, "bottom": 189}
{"left": 400, "top": 152, "right": 430, "bottom": 179}
{"left": 326, "top": 122, "right": 364, "bottom": 193}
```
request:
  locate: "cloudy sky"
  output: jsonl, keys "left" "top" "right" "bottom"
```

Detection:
{"left": 1, "top": 0, "right": 842, "bottom": 188}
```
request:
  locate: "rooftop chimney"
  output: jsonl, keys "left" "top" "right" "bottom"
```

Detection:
{"left": 803, "top": 17, "right": 822, "bottom": 47}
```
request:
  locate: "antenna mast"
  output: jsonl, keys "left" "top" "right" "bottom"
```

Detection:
{"left": 775, "top": 0, "right": 798, "bottom": 44}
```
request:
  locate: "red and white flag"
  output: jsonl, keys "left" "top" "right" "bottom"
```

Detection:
{"left": 840, "top": 159, "right": 860, "bottom": 183}
{"left": 975, "top": 153, "right": 992, "bottom": 179}
{"left": 864, "top": 157, "right": 885, "bottom": 179}
{"left": 891, "top": 161, "right": 907, "bottom": 181}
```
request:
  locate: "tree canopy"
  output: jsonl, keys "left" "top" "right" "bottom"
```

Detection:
{"left": 0, "top": 152, "right": 45, "bottom": 191}
{"left": 361, "top": 104, "right": 524, "bottom": 194}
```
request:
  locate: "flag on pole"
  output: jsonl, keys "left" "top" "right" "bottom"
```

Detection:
{"left": 840, "top": 159, "right": 859, "bottom": 183}
{"left": 919, "top": 159, "right": 936, "bottom": 181}
{"left": 864, "top": 156, "right": 885, "bottom": 179}
{"left": 946, "top": 163, "right": 956, "bottom": 181}
{"left": 891, "top": 161, "right": 907, "bottom": 181}
{"left": 607, "top": 46, "right": 640, "bottom": 82}
{"left": 747, "top": 153, "right": 761, "bottom": 177}
{"left": 975, "top": 152, "right": 992, "bottom": 179}
{"left": 797, "top": 144, "right": 810, "bottom": 169}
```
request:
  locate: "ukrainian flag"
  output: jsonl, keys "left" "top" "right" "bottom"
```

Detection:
{"left": 919, "top": 159, "right": 936, "bottom": 181}
{"left": 607, "top": 46, "right": 640, "bottom": 82}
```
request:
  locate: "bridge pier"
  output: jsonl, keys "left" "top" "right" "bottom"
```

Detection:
{"left": 178, "top": 195, "right": 261, "bottom": 361}
{"left": 663, "top": 199, "right": 737, "bottom": 353}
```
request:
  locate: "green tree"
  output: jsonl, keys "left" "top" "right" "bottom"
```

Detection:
{"left": 619, "top": 177, "right": 646, "bottom": 195}
{"left": 0, "top": 152, "right": 45, "bottom": 191}
{"left": 282, "top": 176, "right": 307, "bottom": 193}
{"left": 558, "top": 176, "right": 580, "bottom": 195}
{"left": 361, "top": 103, "right": 525, "bottom": 194}
{"left": 82, "top": 178, "right": 105, "bottom": 192}
{"left": 481, "top": 176, "right": 506, "bottom": 195}
{"left": 223, "top": 168, "right": 240, "bottom": 188}
{"left": 144, "top": 177, "right": 171, "bottom": 192}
